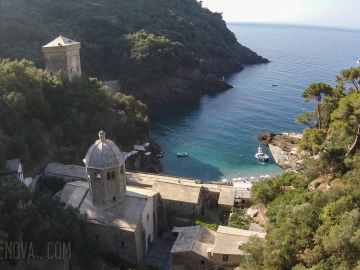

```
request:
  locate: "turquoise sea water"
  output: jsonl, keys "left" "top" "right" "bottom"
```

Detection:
{"left": 149, "top": 23, "right": 360, "bottom": 182}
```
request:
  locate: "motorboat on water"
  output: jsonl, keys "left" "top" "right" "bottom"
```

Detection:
{"left": 255, "top": 146, "right": 269, "bottom": 162}
{"left": 177, "top": 152, "right": 189, "bottom": 157}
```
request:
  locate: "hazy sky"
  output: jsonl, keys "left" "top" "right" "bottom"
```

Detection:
{"left": 201, "top": 0, "right": 360, "bottom": 30}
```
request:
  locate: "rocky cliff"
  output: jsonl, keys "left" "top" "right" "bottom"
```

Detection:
{"left": 257, "top": 132, "right": 309, "bottom": 170}
{"left": 121, "top": 66, "right": 234, "bottom": 104}
{"left": 122, "top": 46, "right": 268, "bottom": 105}
{"left": 125, "top": 137, "right": 164, "bottom": 173}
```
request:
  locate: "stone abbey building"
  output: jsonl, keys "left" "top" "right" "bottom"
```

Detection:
{"left": 56, "top": 131, "right": 167, "bottom": 265}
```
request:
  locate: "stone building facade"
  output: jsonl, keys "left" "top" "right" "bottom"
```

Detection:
{"left": 171, "top": 226, "right": 215, "bottom": 270}
{"left": 152, "top": 179, "right": 204, "bottom": 226}
{"left": 171, "top": 225, "right": 266, "bottom": 270}
{"left": 42, "top": 36, "right": 81, "bottom": 80}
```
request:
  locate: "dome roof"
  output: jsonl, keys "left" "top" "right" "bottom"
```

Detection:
{"left": 83, "top": 131, "right": 125, "bottom": 170}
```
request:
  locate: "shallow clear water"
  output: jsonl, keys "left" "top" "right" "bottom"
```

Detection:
{"left": 149, "top": 23, "right": 360, "bottom": 182}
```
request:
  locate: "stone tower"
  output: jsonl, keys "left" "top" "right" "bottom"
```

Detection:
{"left": 83, "top": 131, "right": 126, "bottom": 206}
{"left": 42, "top": 36, "right": 81, "bottom": 80}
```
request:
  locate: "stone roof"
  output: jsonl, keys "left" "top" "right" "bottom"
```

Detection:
{"left": 57, "top": 181, "right": 154, "bottom": 232}
{"left": 81, "top": 193, "right": 147, "bottom": 231}
{"left": 248, "top": 223, "right": 267, "bottom": 233}
{"left": 170, "top": 226, "right": 215, "bottom": 257}
{"left": 218, "top": 186, "right": 235, "bottom": 206}
{"left": 83, "top": 131, "right": 125, "bottom": 170}
{"left": 152, "top": 180, "right": 202, "bottom": 204}
{"left": 126, "top": 185, "right": 157, "bottom": 195}
{"left": 126, "top": 172, "right": 200, "bottom": 187}
{"left": 235, "top": 189, "right": 251, "bottom": 199}
{"left": 217, "top": 225, "right": 266, "bottom": 238}
{"left": 202, "top": 183, "right": 221, "bottom": 193}
{"left": 213, "top": 226, "right": 266, "bottom": 255}
{"left": 43, "top": 36, "right": 79, "bottom": 47}
{"left": 0, "top": 159, "right": 21, "bottom": 174}
{"left": 58, "top": 181, "right": 89, "bottom": 208}
{"left": 213, "top": 232, "right": 248, "bottom": 255}
{"left": 44, "top": 163, "right": 87, "bottom": 179}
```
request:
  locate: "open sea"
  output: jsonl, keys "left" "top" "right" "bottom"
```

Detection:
{"left": 149, "top": 23, "right": 360, "bottom": 182}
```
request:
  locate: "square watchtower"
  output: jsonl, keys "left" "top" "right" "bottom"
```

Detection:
{"left": 42, "top": 36, "right": 81, "bottom": 80}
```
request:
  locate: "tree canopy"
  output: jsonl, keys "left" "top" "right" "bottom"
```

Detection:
{"left": 243, "top": 67, "right": 360, "bottom": 270}
{"left": 301, "top": 82, "right": 333, "bottom": 129}
{"left": 0, "top": 0, "right": 267, "bottom": 89}
{"left": 0, "top": 59, "right": 149, "bottom": 170}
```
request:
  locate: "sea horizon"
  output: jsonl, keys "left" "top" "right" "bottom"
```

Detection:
{"left": 226, "top": 21, "right": 360, "bottom": 32}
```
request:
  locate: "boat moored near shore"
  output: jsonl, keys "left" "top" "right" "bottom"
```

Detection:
{"left": 255, "top": 146, "right": 269, "bottom": 162}
{"left": 177, "top": 152, "right": 189, "bottom": 157}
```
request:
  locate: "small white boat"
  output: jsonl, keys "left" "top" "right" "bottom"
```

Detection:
{"left": 177, "top": 152, "right": 189, "bottom": 157}
{"left": 255, "top": 146, "right": 269, "bottom": 162}
{"left": 272, "top": 83, "right": 277, "bottom": 86}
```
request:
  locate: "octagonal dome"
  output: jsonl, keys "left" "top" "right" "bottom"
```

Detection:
{"left": 83, "top": 131, "right": 125, "bottom": 170}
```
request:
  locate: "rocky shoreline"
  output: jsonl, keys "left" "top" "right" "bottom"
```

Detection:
{"left": 257, "top": 132, "right": 309, "bottom": 171}
{"left": 125, "top": 137, "right": 164, "bottom": 174}
{"left": 122, "top": 49, "right": 269, "bottom": 105}
{"left": 121, "top": 66, "right": 234, "bottom": 105}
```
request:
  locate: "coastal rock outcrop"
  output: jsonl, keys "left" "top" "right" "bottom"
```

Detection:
{"left": 125, "top": 137, "right": 164, "bottom": 173}
{"left": 121, "top": 66, "right": 234, "bottom": 105}
{"left": 258, "top": 132, "right": 308, "bottom": 170}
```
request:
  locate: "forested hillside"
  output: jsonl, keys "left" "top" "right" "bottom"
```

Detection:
{"left": 0, "top": 0, "right": 268, "bottom": 103}
{"left": 0, "top": 59, "right": 149, "bottom": 171}
{"left": 241, "top": 66, "right": 360, "bottom": 270}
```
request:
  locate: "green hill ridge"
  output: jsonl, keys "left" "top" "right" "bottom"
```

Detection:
{"left": 0, "top": 0, "right": 268, "bottom": 104}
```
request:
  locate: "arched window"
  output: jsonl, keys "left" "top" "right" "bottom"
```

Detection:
{"left": 113, "top": 196, "right": 116, "bottom": 202}
{"left": 111, "top": 171, "right": 116, "bottom": 179}
{"left": 107, "top": 172, "right": 111, "bottom": 180}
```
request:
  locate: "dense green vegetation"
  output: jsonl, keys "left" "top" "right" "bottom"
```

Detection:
{"left": 0, "top": 180, "right": 98, "bottom": 269}
{"left": 241, "top": 66, "right": 360, "bottom": 270}
{"left": 0, "top": 59, "right": 149, "bottom": 170}
{"left": 0, "top": 0, "right": 266, "bottom": 89}
{"left": 227, "top": 213, "right": 251, "bottom": 230}
{"left": 194, "top": 213, "right": 219, "bottom": 231}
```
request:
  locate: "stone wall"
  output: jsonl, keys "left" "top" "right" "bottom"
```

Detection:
{"left": 85, "top": 222, "right": 139, "bottom": 265}
{"left": 134, "top": 218, "right": 146, "bottom": 265}
{"left": 44, "top": 53, "right": 67, "bottom": 77}
{"left": 166, "top": 200, "right": 200, "bottom": 219}
{"left": 155, "top": 194, "right": 169, "bottom": 236}
{"left": 212, "top": 253, "right": 243, "bottom": 269}
{"left": 218, "top": 204, "right": 232, "bottom": 218}
{"left": 103, "top": 80, "right": 120, "bottom": 95}
{"left": 202, "top": 188, "right": 219, "bottom": 210}
{"left": 172, "top": 251, "right": 212, "bottom": 270}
